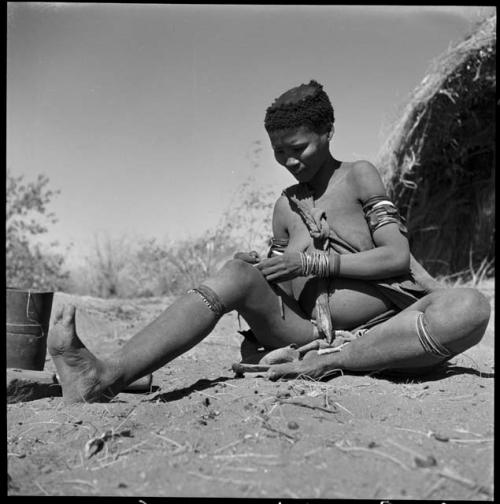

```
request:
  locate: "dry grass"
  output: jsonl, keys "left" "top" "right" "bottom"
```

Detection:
{"left": 377, "top": 15, "right": 496, "bottom": 278}
{"left": 64, "top": 175, "right": 276, "bottom": 299}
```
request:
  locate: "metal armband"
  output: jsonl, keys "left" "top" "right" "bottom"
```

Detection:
{"left": 362, "top": 195, "right": 408, "bottom": 236}
{"left": 267, "top": 237, "right": 289, "bottom": 258}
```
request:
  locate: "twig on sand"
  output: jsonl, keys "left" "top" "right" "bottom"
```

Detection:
{"left": 90, "top": 440, "right": 150, "bottom": 470}
{"left": 437, "top": 467, "right": 492, "bottom": 497}
{"left": 323, "top": 391, "right": 329, "bottom": 409}
{"left": 386, "top": 438, "right": 426, "bottom": 459}
{"left": 151, "top": 433, "right": 190, "bottom": 455}
{"left": 266, "top": 403, "right": 279, "bottom": 417}
{"left": 152, "top": 432, "right": 184, "bottom": 450}
{"left": 212, "top": 438, "right": 244, "bottom": 454}
{"left": 423, "top": 479, "right": 446, "bottom": 499}
{"left": 261, "top": 420, "right": 297, "bottom": 443}
{"left": 113, "top": 439, "right": 149, "bottom": 459}
{"left": 63, "top": 479, "right": 97, "bottom": 489}
{"left": 447, "top": 394, "right": 476, "bottom": 401}
{"left": 213, "top": 452, "right": 278, "bottom": 460}
{"left": 386, "top": 438, "right": 440, "bottom": 469}
{"left": 221, "top": 465, "right": 258, "bottom": 473}
{"left": 277, "top": 399, "right": 340, "bottom": 416}
{"left": 197, "top": 390, "right": 218, "bottom": 400}
{"left": 114, "top": 405, "right": 138, "bottom": 432}
{"left": 22, "top": 420, "right": 65, "bottom": 428}
{"left": 303, "top": 447, "right": 323, "bottom": 458}
{"left": 34, "top": 481, "right": 49, "bottom": 495}
{"left": 186, "top": 470, "right": 255, "bottom": 487}
{"left": 312, "top": 414, "right": 338, "bottom": 423}
{"left": 333, "top": 401, "right": 354, "bottom": 416}
{"left": 449, "top": 437, "right": 493, "bottom": 444}
{"left": 453, "top": 428, "right": 483, "bottom": 437}
{"left": 395, "top": 427, "right": 493, "bottom": 445}
{"left": 212, "top": 434, "right": 252, "bottom": 454}
{"left": 333, "top": 441, "right": 410, "bottom": 471}
{"left": 393, "top": 426, "right": 427, "bottom": 435}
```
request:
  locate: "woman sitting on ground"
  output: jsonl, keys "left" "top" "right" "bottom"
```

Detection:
{"left": 49, "top": 79, "right": 490, "bottom": 403}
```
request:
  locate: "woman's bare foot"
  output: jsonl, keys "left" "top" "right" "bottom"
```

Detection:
{"left": 48, "top": 304, "right": 122, "bottom": 404}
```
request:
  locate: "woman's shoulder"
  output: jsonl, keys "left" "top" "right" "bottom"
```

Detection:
{"left": 345, "top": 160, "right": 386, "bottom": 200}
{"left": 348, "top": 159, "right": 380, "bottom": 178}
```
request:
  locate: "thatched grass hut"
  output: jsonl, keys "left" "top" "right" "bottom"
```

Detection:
{"left": 377, "top": 15, "right": 496, "bottom": 280}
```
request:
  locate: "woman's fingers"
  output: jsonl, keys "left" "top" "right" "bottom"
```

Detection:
{"left": 266, "top": 353, "right": 338, "bottom": 381}
{"left": 232, "top": 362, "right": 271, "bottom": 375}
{"left": 266, "top": 361, "right": 305, "bottom": 380}
{"left": 255, "top": 258, "right": 282, "bottom": 280}
{"left": 255, "top": 254, "right": 301, "bottom": 282}
{"left": 254, "top": 256, "right": 278, "bottom": 271}
{"left": 235, "top": 251, "right": 261, "bottom": 264}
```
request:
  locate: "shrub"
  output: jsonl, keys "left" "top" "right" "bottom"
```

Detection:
{"left": 66, "top": 174, "right": 277, "bottom": 298}
{"left": 6, "top": 171, "right": 69, "bottom": 290}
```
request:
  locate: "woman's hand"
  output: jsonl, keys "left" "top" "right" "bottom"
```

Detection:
{"left": 254, "top": 252, "right": 303, "bottom": 282}
{"left": 266, "top": 351, "right": 338, "bottom": 381}
{"left": 234, "top": 250, "right": 261, "bottom": 264}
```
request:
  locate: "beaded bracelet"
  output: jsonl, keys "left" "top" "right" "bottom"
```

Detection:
{"left": 187, "top": 284, "right": 226, "bottom": 318}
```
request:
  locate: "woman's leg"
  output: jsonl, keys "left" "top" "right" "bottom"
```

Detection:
{"left": 203, "top": 260, "right": 317, "bottom": 348}
{"left": 48, "top": 259, "right": 315, "bottom": 403}
{"left": 266, "top": 287, "right": 491, "bottom": 380}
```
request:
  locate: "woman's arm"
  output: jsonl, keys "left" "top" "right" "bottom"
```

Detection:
{"left": 271, "top": 195, "right": 290, "bottom": 242}
{"left": 234, "top": 196, "right": 289, "bottom": 264}
{"left": 333, "top": 160, "right": 410, "bottom": 280}
{"left": 329, "top": 224, "right": 410, "bottom": 279}
{"left": 256, "top": 162, "right": 410, "bottom": 283}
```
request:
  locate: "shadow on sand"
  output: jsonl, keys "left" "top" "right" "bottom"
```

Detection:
{"left": 371, "top": 361, "right": 495, "bottom": 384}
{"left": 135, "top": 361, "right": 494, "bottom": 402}
{"left": 145, "top": 376, "right": 234, "bottom": 403}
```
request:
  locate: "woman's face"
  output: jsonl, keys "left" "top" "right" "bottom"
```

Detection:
{"left": 269, "top": 125, "right": 331, "bottom": 183}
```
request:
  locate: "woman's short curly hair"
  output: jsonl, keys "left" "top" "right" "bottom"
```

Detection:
{"left": 264, "top": 80, "right": 335, "bottom": 134}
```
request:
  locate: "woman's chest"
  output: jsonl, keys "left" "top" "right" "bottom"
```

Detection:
{"left": 286, "top": 188, "right": 372, "bottom": 251}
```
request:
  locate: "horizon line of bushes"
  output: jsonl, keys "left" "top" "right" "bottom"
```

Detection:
{"left": 7, "top": 170, "right": 493, "bottom": 299}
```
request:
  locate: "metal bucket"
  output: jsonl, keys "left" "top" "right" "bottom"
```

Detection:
{"left": 6, "top": 288, "right": 54, "bottom": 371}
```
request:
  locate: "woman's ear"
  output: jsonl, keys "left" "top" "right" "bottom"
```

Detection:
{"left": 327, "top": 125, "right": 335, "bottom": 140}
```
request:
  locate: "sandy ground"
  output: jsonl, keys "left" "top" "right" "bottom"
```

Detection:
{"left": 7, "top": 280, "right": 494, "bottom": 499}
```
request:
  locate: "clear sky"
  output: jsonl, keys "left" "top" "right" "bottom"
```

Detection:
{"left": 7, "top": 3, "right": 494, "bottom": 266}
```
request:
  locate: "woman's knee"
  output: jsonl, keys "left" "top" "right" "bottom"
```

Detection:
{"left": 454, "top": 287, "right": 490, "bottom": 326}
{"left": 218, "top": 258, "right": 261, "bottom": 287}
{"left": 205, "top": 259, "right": 264, "bottom": 309}
{"left": 430, "top": 287, "right": 491, "bottom": 347}
{"left": 459, "top": 288, "right": 491, "bottom": 342}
